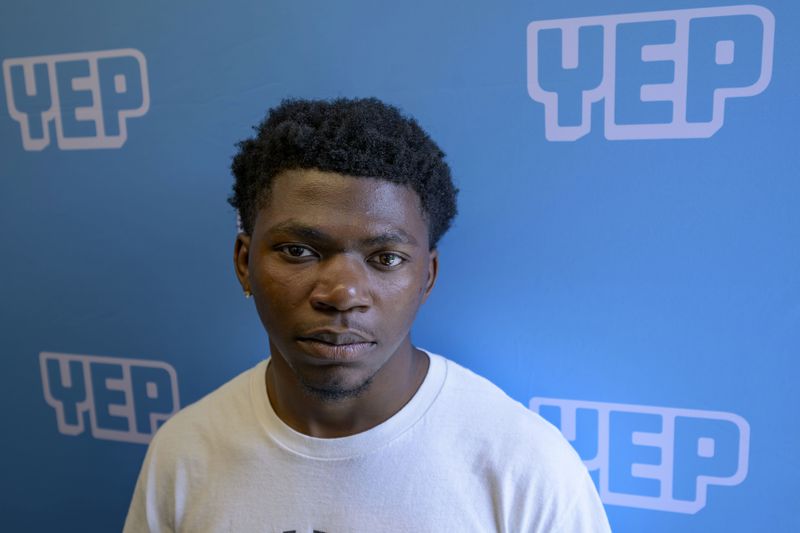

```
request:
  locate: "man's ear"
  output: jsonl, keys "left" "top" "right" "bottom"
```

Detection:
{"left": 234, "top": 233, "right": 251, "bottom": 292}
{"left": 421, "top": 248, "right": 439, "bottom": 304}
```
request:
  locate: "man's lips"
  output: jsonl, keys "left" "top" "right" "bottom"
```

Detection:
{"left": 298, "top": 329, "right": 375, "bottom": 345}
{"left": 296, "top": 330, "right": 376, "bottom": 361}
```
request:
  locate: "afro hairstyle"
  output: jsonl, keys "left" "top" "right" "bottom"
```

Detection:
{"left": 228, "top": 97, "right": 458, "bottom": 248}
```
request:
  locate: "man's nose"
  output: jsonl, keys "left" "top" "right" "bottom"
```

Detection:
{"left": 309, "top": 254, "right": 372, "bottom": 312}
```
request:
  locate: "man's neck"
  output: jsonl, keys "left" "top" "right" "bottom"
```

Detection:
{"left": 265, "top": 341, "right": 429, "bottom": 438}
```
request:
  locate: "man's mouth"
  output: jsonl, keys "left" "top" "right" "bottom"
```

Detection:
{"left": 296, "top": 330, "right": 377, "bottom": 361}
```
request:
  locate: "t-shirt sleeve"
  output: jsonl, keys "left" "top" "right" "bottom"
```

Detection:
{"left": 507, "top": 410, "right": 613, "bottom": 533}
{"left": 551, "top": 466, "right": 612, "bottom": 533}
{"left": 122, "top": 431, "right": 175, "bottom": 533}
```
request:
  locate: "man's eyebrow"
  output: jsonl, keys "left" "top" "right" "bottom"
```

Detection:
{"left": 360, "top": 230, "right": 418, "bottom": 247}
{"left": 267, "top": 220, "right": 418, "bottom": 247}
{"left": 267, "top": 221, "right": 332, "bottom": 242}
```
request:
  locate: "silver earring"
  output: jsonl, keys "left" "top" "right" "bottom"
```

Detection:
{"left": 244, "top": 289, "right": 252, "bottom": 299}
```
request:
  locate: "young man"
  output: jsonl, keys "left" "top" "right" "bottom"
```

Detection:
{"left": 124, "top": 98, "right": 611, "bottom": 532}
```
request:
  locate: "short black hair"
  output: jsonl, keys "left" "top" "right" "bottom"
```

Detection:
{"left": 229, "top": 97, "right": 458, "bottom": 248}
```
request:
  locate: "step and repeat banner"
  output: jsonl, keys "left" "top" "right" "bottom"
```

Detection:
{"left": 1, "top": 1, "right": 797, "bottom": 531}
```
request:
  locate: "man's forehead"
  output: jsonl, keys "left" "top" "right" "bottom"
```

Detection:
{"left": 262, "top": 168, "right": 425, "bottom": 221}
{"left": 271, "top": 169, "right": 418, "bottom": 202}
{"left": 252, "top": 170, "right": 426, "bottom": 245}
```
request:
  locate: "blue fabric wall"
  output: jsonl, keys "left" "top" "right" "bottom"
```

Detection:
{"left": 1, "top": 1, "right": 797, "bottom": 531}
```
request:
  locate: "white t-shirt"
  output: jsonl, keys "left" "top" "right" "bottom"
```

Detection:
{"left": 124, "top": 352, "right": 611, "bottom": 532}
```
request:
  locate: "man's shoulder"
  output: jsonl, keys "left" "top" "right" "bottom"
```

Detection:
{"left": 436, "top": 354, "right": 548, "bottom": 432}
{"left": 432, "top": 354, "right": 608, "bottom": 530}
{"left": 150, "top": 360, "right": 262, "bottom": 450}
{"left": 434, "top": 354, "right": 586, "bottom": 474}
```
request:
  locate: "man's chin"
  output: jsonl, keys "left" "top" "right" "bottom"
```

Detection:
{"left": 298, "top": 372, "right": 375, "bottom": 402}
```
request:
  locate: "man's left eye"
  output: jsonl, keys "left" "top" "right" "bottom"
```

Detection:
{"left": 369, "top": 253, "right": 405, "bottom": 268}
{"left": 278, "top": 245, "right": 315, "bottom": 258}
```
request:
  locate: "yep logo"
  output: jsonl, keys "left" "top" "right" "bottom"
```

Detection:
{"left": 3, "top": 48, "right": 149, "bottom": 150}
{"left": 40, "top": 352, "right": 179, "bottom": 444}
{"left": 530, "top": 397, "right": 749, "bottom": 514}
{"left": 527, "top": 5, "right": 775, "bottom": 141}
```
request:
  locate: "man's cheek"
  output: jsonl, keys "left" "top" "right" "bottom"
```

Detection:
{"left": 255, "top": 299, "right": 292, "bottom": 337}
{"left": 262, "top": 263, "right": 308, "bottom": 289}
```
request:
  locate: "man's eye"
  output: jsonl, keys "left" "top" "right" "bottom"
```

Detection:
{"left": 278, "top": 245, "right": 315, "bottom": 258}
{"left": 370, "top": 253, "right": 405, "bottom": 268}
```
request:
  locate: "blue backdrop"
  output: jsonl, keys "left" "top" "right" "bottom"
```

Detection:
{"left": 1, "top": 1, "right": 797, "bottom": 531}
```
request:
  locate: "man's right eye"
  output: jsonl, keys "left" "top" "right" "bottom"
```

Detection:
{"left": 277, "top": 245, "right": 316, "bottom": 258}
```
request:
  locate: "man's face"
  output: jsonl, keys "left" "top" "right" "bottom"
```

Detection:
{"left": 235, "top": 168, "right": 438, "bottom": 399}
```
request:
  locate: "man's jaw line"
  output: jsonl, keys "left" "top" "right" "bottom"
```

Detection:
{"left": 265, "top": 335, "right": 425, "bottom": 437}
